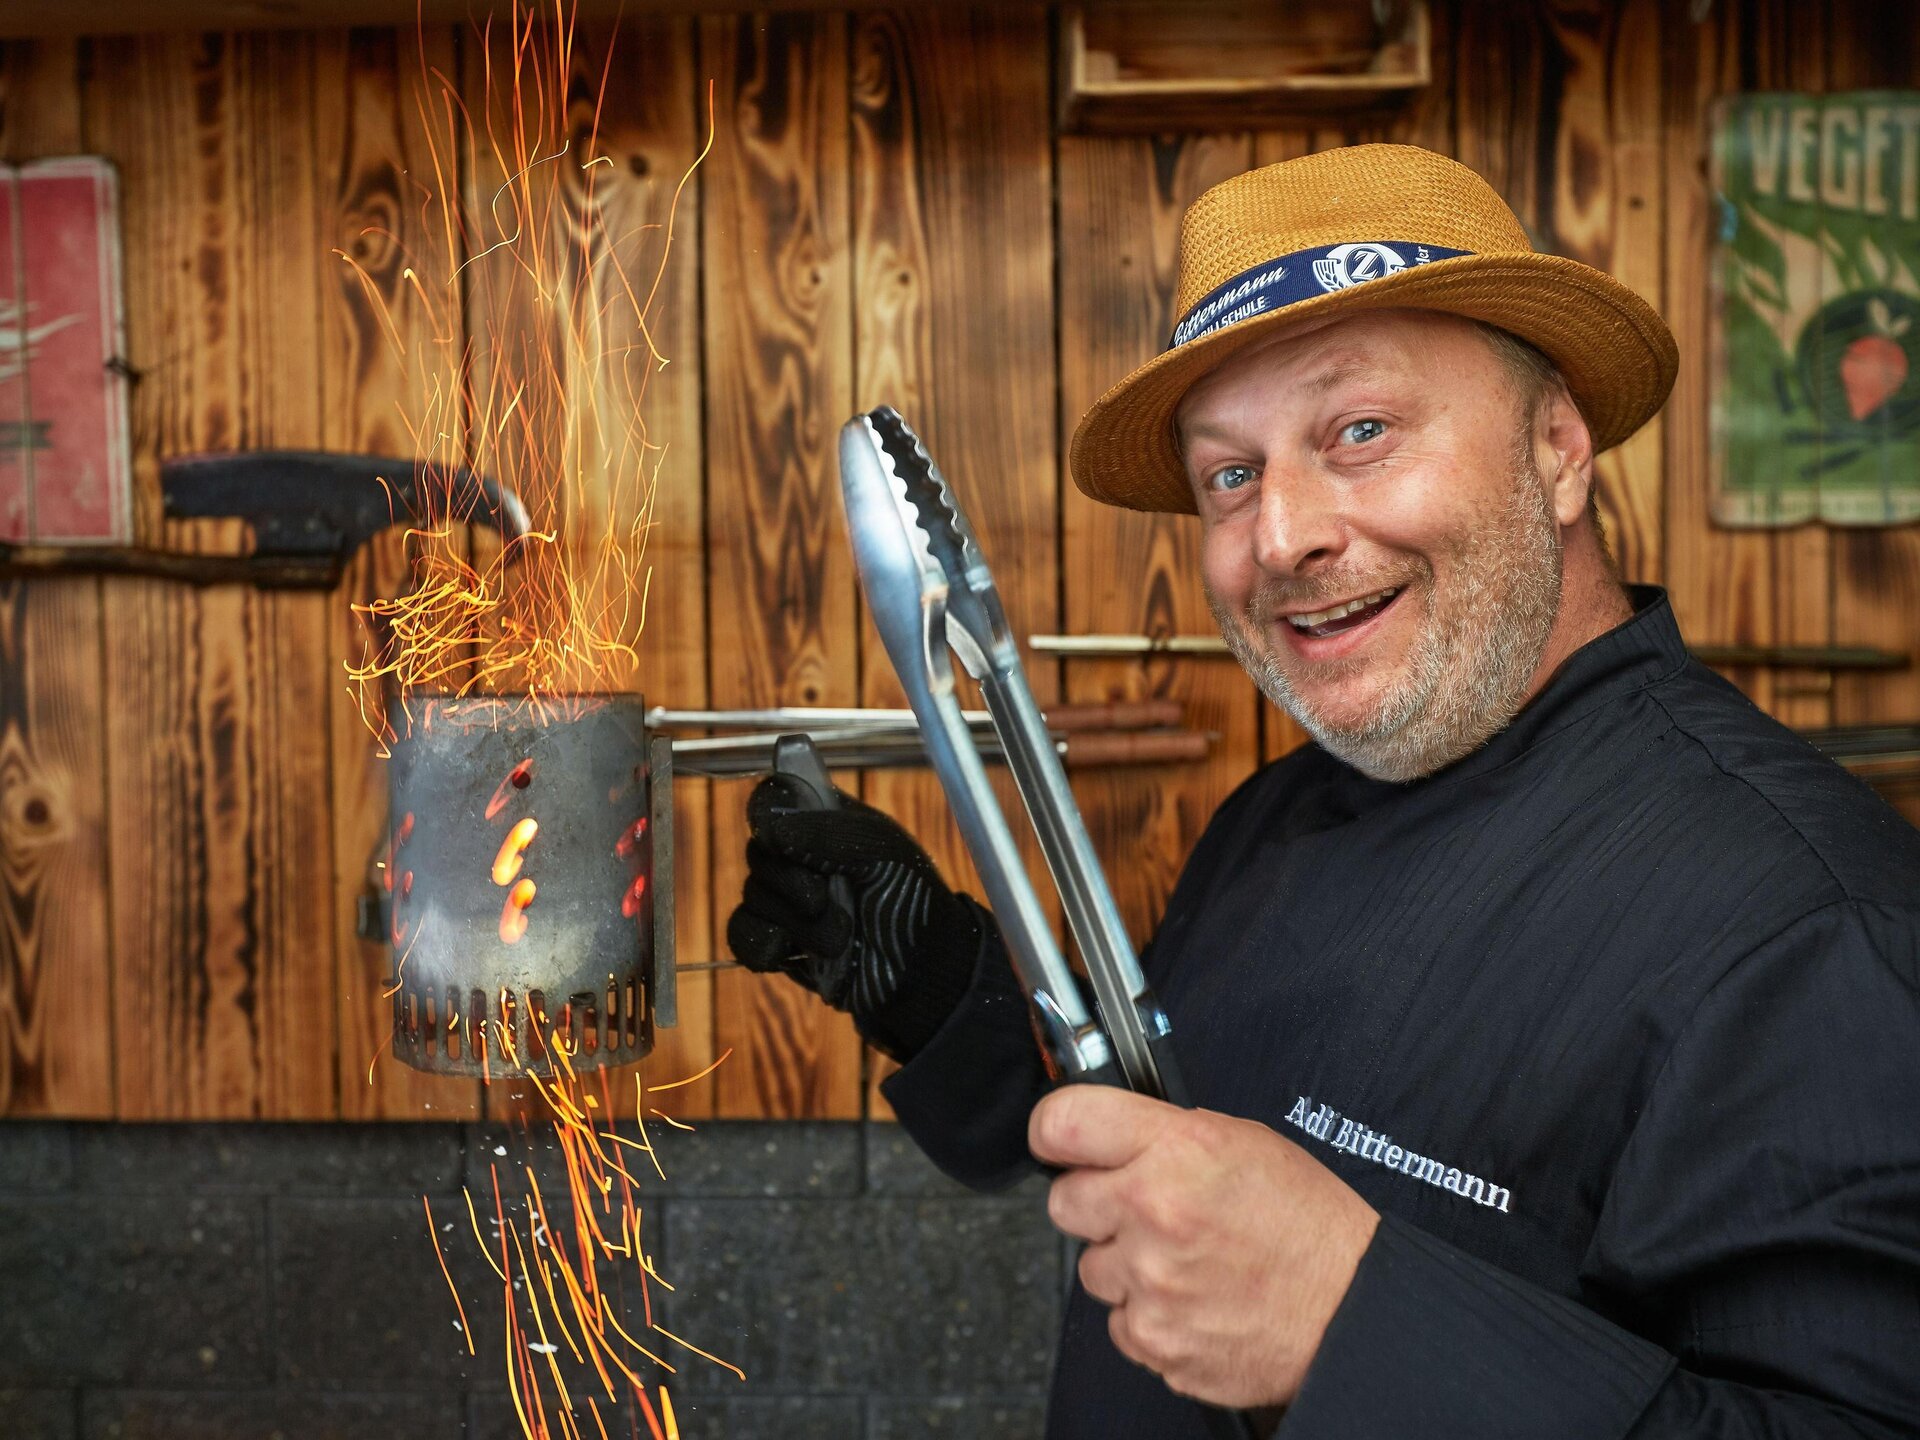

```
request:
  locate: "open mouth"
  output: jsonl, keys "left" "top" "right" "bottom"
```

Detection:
{"left": 1285, "top": 586, "right": 1401, "bottom": 639}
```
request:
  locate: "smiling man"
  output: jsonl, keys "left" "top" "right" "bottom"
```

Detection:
{"left": 1180, "top": 309, "right": 1607, "bottom": 785}
{"left": 728, "top": 146, "right": 1920, "bottom": 1438}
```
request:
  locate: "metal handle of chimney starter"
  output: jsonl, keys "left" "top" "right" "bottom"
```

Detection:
{"left": 769, "top": 733, "right": 858, "bottom": 931}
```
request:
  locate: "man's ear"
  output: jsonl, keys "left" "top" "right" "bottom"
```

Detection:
{"left": 1537, "top": 387, "right": 1596, "bottom": 529}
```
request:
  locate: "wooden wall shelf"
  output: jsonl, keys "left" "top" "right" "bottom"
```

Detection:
{"left": 1059, "top": 1, "right": 1430, "bottom": 133}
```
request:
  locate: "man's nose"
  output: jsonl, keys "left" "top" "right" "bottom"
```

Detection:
{"left": 1252, "top": 469, "right": 1347, "bottom": 576}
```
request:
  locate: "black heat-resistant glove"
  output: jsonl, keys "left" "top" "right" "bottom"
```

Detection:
{"left": 725, "top": 774, "right": 991, "bottom": 1063}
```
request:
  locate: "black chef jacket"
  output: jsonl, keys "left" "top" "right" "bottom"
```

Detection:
{"left": 880, "top": 587, "right": 1920, "bottom": 1439}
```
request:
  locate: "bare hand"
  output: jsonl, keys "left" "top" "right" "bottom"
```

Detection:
{"left": 1029, "top": 1085, "right": 1378, "bottom": 1409}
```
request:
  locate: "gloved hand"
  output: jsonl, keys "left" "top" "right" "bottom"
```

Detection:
{"left": 726, "top": 773, "right": 991, "bottom": 1063}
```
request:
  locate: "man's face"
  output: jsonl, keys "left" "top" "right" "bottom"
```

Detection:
{"left": 1176, "top": 309, "right": 1565, "bottom": 782}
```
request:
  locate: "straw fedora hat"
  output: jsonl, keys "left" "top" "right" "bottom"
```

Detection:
{"left": 1069, "top": 144, "right": 1677, "bottom": 514}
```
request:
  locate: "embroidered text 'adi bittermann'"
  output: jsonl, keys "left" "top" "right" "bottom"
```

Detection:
{"left": 1286, "top": 1095, "right": 1512, "bottom": 1213}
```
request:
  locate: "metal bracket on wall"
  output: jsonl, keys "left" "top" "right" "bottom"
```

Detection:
{"left": 0, "top": 451, "right": 529, "bottom": 587}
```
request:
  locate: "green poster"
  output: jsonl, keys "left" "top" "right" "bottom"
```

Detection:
{"left": 1710, "top": 92, "right": 1920, "bottom": 526}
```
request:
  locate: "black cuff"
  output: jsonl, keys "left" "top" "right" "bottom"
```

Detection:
{"left": 1279, "top": 1215, "right": 1673, "bottom": 1438}
{"left": 878, "top": 912, "right": 1050, "bottom": 1192}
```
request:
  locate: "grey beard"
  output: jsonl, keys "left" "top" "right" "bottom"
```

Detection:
{"left": 1211, "top": 452, "right": 1564, "bottom": 784}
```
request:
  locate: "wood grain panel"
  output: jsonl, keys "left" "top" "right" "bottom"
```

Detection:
{"left": 0, "top": 40, "right": 80, "bottom": 155}
{"left": 0, "top": 573, "right": 115, "bottom": 1117}
{"left": 1662, "top": 0, "right": 1754, "bottom": 700}
{"left": 1760, "top": 0, "right": 1836, "bottom": 731}
{"left": 1543, "top": 0, "right": 1666, "bottom": 585}
{"left": 852, "top": 5, "right": 1056, "bottom": 1113}
{"left": 1058, "top": 132, "right": 1263, "bottom": 945}
{"left": 317, "top": 26, "right": 480, "bottom": 1120}
{"left": 702, "top": 13, "right": 862, "bottom": 1119}
{"left": 1388, "top": 0, "right": 1454, "bottom": 156}
{"left": 0, "top": 39, "right": 115, "bottom": 1118}
{"left": 1828, "top": 4, "right": 1920, "bottom": 826}
{"left": 461, "top": 17, "right": 712, "bottom": 1119}
{"left": 92, "top": 32, "right": 339, "bottom": 1118}
{"left": 2, "top": 0, "right": 987, "bottom": 42}
{"left": 1664, "top": 0, "right": 1834, "bottom": 727}
{"left": 1453, "top": 0, "right": 1552, "bottom": 244}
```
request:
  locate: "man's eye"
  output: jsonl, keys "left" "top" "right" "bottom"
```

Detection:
{"left": 1339, "top": 419, "right": 1387, "bottom": 445}
{"left": 1207, "top": 464, "right": 1257, "bottom": 492}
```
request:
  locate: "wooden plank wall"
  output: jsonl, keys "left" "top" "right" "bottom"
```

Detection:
{"left": 2, "top": 0, "right": 1915, "bottom": 1122}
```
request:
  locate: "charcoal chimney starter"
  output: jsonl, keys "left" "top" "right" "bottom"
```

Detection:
{"left": 382, "top": 693, "right": 674, "bottom": 1076}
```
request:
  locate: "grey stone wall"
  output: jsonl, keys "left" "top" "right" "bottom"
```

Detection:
{"left": 0, "top": 1121, "right": 1062, "bottom": 1439}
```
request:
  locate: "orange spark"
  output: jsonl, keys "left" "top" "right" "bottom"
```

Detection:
{"left": 651, "top": 1324, "right": 745, "bottom": 1383}
{"left": 341, "top": 0, "right": 714, "bottom": 745}
{"left": 388, "top": 7, "right": 747, "bottom": 1427}
{"left": 634, "top": 1387, "right": 668, "bottom": 1440}
{"left": 643, "top": 1048, "right": 732, "bottom": 1095}
{"left": 424, "top": 1196, "right": 476, "bottom": 1356}
{"left": 465, "top": 1188, "right": 510, "bottom": 1284}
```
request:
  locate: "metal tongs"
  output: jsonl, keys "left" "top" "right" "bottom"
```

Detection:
{"left": 834, "top": 409, "right": 1259, "bottom": 1440}
{"left": 834, "top": 407, "right": 1187, "bottom": 1103}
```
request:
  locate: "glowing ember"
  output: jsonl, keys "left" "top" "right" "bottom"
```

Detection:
{"left": 620, "top": 875, "right": 647, "bottom": 920}
{"left": 500, "top": 877, "right": 538, "bottom": 944}
{"left": 614, "top": 818, "right": 647, "bottom": 859}
{"left": 387, "top": 811, "right": 416, "bottom": 892}
{"left": 493, "top": 817, "right": 541, "bottom": 886}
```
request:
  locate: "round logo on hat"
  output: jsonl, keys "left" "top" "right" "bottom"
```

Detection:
{"left": 1312, "top": 242, "right": 1407, "bottom": 292}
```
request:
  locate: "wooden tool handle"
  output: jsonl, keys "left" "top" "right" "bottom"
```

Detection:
{"left": 1043, "top": 699, "right": 1183, "bottom": 733}
{"left": 1061, "top": 730, "right": 1211, "bottom": 767}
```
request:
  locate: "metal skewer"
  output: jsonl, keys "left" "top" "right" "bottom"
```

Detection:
{"left": 648, "top": 699, "right": 1185, "bottom": 733}
{"left": 670, "top": 727, "right": 1211, "bottom": 778}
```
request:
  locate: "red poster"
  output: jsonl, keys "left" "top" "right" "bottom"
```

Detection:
{"left": 3, "top": 157, "right": 132, "bottom": 543}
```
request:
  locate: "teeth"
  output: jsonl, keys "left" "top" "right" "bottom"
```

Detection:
{"left": 1287, "top": 587, "right": 1398, "bottom": 630}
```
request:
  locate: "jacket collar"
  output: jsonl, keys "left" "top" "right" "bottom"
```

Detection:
{"left": 1317, "top": 585, "right": 1691, "bottom": 807}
